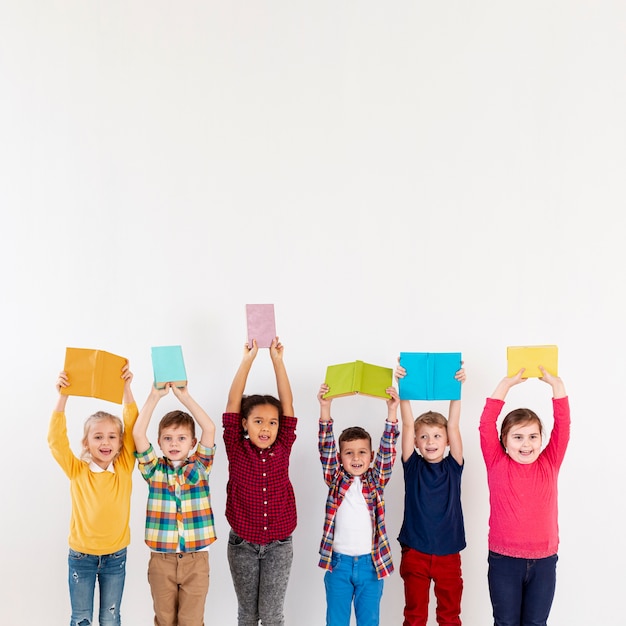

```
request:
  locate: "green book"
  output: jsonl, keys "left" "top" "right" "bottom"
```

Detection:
{"left": 323, "top": 360, "right": 393, "bottom": 400}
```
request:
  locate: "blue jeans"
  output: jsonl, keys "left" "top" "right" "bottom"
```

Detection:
{"left": 68, "top": 547, "right": 127, "bottom": 626}
{"left": 227, "top": 530, "right": 293, "bottom": 626}
{"left": 487, "top": 551, "right": 558, "bottom": 626}
{"left": 324, "top": 553, "right": 384, "bottom": 626}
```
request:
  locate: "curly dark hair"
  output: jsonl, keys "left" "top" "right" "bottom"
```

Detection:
{"left": 241, "top": 394, "right": 282, "bottom": 421}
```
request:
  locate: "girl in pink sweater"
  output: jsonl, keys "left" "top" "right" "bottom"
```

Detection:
{"left": 479, "top": 367, "right": 570, "bottom": 626}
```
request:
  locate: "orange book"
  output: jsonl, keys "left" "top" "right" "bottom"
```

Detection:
{"left": 61, "top": 347, "right": 127, "bottom": 404}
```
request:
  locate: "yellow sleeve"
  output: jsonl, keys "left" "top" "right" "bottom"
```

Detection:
{"left": 117, "top": 402, "right": 139, "bottom": 472}
{"left": 48, "top": 411, "right": 82, "bottom": 479}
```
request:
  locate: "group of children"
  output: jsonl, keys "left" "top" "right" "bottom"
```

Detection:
{"left": 49, "top": 338, "right": 570, "bottom": 626}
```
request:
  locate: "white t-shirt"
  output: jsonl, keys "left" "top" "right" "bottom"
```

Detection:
{"left": 333, "top": 476, "right": 373, "bottom": 556}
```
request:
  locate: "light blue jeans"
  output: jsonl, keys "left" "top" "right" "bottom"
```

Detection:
{"left": 324, "top": 552, "right": 384, "bottom": 626}
{"left": 68, "top": 547, "right": 127, "bottom": 626}
{"left": 227, "top": 530, "right": 293, "bottom": 626}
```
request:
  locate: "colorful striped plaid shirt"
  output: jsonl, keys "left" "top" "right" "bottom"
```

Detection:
{"left": 318, "top": 418, "right": 399, "bottom": 579}
{"left": 135, "top": 443, "right": 216, "bottom": 552}
{"left": 223, "top": 412, "right": 297, "bottom": 544}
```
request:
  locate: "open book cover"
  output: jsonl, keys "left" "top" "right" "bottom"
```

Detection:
{"left": 151, "top": 345, "right": 188, "bottom": 389}
{"left": 323, "top": 360, "right": 393, "bottom": 400}
{"left": 398, "top": 352, "right": 462, "bottom": 401}
{"left": 61, "top": 347, "right": 127, "bottom": 404}
{"left": 246, "top": 304, "right": 276, "bottom": 349}
{"left": 507, "top": 345, "right": 558, "bottom": 378}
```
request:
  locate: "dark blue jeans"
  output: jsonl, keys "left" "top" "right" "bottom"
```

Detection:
{"left": 68, "top": 547, "right": 127, "bottom": 626}
{"left": 487, "top": 551, "right": 558, "bottom": 626}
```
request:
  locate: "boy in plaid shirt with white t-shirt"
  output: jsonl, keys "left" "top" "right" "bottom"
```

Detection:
{"left": 317, "top": 382, "right": 400, "bottom": 626}
{"left": 133, "top": 382, "right": 216, "bottom": 625}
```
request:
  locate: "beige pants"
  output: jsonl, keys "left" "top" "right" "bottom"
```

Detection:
{"left": 148, "top": 551, "right": 210, "bottom": 626}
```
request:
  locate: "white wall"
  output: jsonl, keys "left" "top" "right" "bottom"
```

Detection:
{"left": 1, "top": 2, "right": 624, "bottom": 624}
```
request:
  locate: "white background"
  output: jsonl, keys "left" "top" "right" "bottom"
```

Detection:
{"left": 1, "top": 2, "right": 625, "bottom": 624}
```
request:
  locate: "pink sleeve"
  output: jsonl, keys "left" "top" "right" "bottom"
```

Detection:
{"left": 542, "top": 397, "right": 571, "bottom": 467}
{"left": 479, "top": 398, "right": 505, "bottom": 468}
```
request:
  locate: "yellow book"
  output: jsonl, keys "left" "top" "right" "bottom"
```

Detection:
{"left": 61, "top": 347, "right": 127, "bottom": 404}
{"left": 507, "top": 345, "right": 558, "bottom": 378}
{"left": 323, "top": 360, "right": 392, "bottom": 400}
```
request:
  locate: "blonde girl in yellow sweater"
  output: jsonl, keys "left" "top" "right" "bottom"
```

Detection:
{"left": 48, "top": 365, "right": 138, "bottom": 626}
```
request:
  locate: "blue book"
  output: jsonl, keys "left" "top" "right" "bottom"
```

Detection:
{"left": 151, "top": 345, "right": 187, "bottom": 389}
{"left": 398, "top": 352, "right": 462, "bottom": 401}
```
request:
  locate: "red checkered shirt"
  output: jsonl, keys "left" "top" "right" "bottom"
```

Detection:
{"left": 318, "top": 418, "right": 399, "bottom": 579}
{"left": 222, "top": 412, "right": 297, "bottom": 544}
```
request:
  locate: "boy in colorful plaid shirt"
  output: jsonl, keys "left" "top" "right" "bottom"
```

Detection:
{"left": 317, "top": 382, "right": 400, "bottom": 626}
{"left": 133, "top": 381, "right": 216, "bottom": 626}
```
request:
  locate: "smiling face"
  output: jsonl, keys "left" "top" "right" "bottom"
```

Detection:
{"left": 415, "top": 424, "right": 448, "bottom": 464}
{"left": 84, "top": 418, "right": 123, "bottom": 469}
{"left": 504, "top": 421, "right": 542, "bottom": 464}
{"left": 158, "top": 425, "right": 196, "bottom": 462}
{"left": 243, "top": 403, "right": 280, "bottom": 449}
{"left": 339, "top": 438, "right": 374, "bottom": 477}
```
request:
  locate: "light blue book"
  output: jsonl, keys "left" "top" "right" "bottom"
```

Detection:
{"left": 398, "top": 352, "right": 462, "bottom": 401}
{"left": 151, "top": 345, "right": 187, "bottom": 389}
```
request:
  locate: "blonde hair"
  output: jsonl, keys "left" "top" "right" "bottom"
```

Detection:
{"left": 80, "top": 411, "right": 124, "bottom": 463}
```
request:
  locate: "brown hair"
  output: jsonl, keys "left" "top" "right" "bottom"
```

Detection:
{"left": 500, "top": 408, "right": 543, "bottom": 450}
{"left": 414, "top": 410, "right": 448, "bottom": 433}
{"left": 158, "top": 410, "right": 196, "bottom": 439}
{"left": 338, "top": 426, "right": 372, "bottom": 452}
{"left": 81, "top": 411, "right": 124, "bottom": 462}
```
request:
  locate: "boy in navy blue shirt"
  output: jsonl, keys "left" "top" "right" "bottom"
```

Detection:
{"left": 395, "top": 363, "right": 466, "bottom": 626}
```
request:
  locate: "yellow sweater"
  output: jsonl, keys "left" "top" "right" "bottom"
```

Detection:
{"left": 48, "top": 403, "right": 138, "bottom": 555}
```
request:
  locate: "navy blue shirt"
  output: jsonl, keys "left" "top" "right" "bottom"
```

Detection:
{"left": 398, "top": 450, "right": 466, "bottom": 556}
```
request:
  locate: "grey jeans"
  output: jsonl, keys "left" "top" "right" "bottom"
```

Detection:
{"left": 227, "top": 529, "right": 293, "bottom": 626}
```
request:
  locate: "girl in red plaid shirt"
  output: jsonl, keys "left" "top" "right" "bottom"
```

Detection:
{"left": 222, "top": 337, "right": 297, "bottom": 626}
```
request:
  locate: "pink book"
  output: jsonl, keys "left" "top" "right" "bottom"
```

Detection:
{"left": 246, "top": 304, "right": 277, "bottom": 349}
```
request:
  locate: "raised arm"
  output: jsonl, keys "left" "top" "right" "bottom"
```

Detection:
{"left": 49, "top": 372, "right": 79, "bottom": 477}
{"left": 538, "top": 366, "right": 567, "bottom": 399}
{"left": 395, "top": 362, "right": 416, "bottom": 462}
{"left": 399, "top": 400, "right": 415, "bottom": 462}
{"left": 133, "top": 384, "right": 170, "bottom": 454}
{"left": 447, "top": 366, "right": 466, "bottom": 465}
{"left": 55, "top": 371, "right": 69, "bottom": 413}
{"left": 226, "top": 340, "right": 259, "bottom": 413}
{"left": 172, "top": 384, "right": 216, "bottom": 447}
{"left": 318, "top": 383, "right": 332, "bottom": 423}
{"left": 386, "top": 387, "right": 399, "bottom": 423}
{"left": 122, "top": 362, "right": 135, "bottom": 405}
{"left": 270, "top": 337, "right": 294, "bottom": 416}
{"left": 489, "top": 368, "right": 527, "bottom": 400}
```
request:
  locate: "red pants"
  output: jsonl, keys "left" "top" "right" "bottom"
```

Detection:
{"left": 399, "top": 547, "right": 463, "bottom": 626}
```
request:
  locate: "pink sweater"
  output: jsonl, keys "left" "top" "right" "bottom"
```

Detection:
{"left": 479, "top": 396, "right": 570, "bottom": 559}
